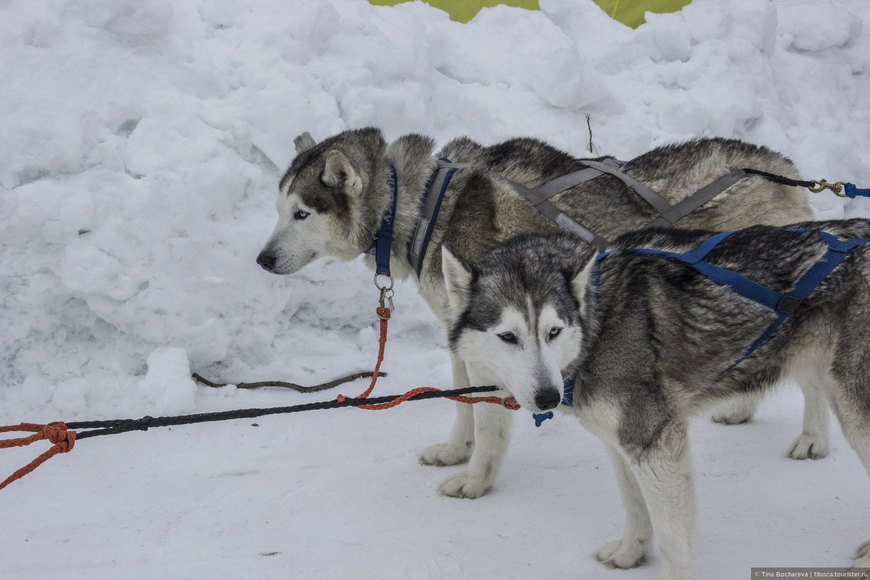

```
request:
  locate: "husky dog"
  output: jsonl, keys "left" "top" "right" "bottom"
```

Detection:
{"left": 441, "top": 219, "right": 870, "bottom": 578}
{"left": 257, "top": 127, "right": 814, "bottom": 499}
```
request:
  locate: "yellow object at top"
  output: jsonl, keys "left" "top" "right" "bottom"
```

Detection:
{"left": 368, "top": 0, "right": 539, "bottom": 24}
{"left": 593, "top": 0, "right": 693, "bottom": 28}
{"left": 368, "top": 0, "right": 692, "bottom": 27}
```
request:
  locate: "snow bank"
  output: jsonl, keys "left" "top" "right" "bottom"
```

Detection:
{"left": 2, "top": 0, "right": 868, "bottom": 423}
{"left": 0, "top": 1, "right": 869, "bottom": 577}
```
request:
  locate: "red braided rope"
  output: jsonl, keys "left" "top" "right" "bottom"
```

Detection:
{"left": 337, "top": 305, "right": 520, "bottom": 411}
{"left": 0, "top": 422, "right": 76, "bottom": 491}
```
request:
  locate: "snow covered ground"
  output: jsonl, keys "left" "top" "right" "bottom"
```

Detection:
{"left": 1, "top": 0, "right": 869, "bottom": 578}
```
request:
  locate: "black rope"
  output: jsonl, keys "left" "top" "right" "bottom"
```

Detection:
{"left": 66, "top": 385, "right": 502, "bottom": 440}
{"left": 740, "top": 168, "right": 819, "bottom": 190}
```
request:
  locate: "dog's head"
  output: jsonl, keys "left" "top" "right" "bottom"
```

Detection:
{"left": 257, "top": 128, "right": 387, "bottom": 275}
{"left": 442, "top": 235, "right": 595, "bottom": 413}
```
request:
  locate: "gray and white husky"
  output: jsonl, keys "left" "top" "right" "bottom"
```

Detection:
{"left": 441, "top": 220, "right": 870, "bottom": 578}
{"left": 257, "top": 127, "right": 814, "bottom": 498}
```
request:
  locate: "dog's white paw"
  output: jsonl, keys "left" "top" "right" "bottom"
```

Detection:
{"left": 594, "top": 538, "right": 648, "bottom": 569}
{"left": 710, "top": 407, "right": 754, "bottom": 425}
{"left": 786, "top": 433, "right": 829, "bottom": 460}
{"left": 419, "top": 442, "right": 472, "bottom": 466}
{"left": 436, "top": 472, "right": 490, "bottom": 499}
{"left": 852, "top": 539, "right": 870, "bottom": 570}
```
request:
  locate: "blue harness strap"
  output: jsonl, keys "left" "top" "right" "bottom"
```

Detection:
{"left": 533, "top": 228, "right": 870, "bottom": 427}
{"left": 364, "top": 165, "right": 398, "bottom": 277}
{"left": 599, "top": 229, "right": 870, "bottom": 372}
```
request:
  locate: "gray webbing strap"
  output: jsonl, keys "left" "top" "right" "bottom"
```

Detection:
{"left": 502, "top": 177, "right": 611, "bottom": 252}
{"left": 524, "top": 157, "right": 622, "bottom": 205}
{"left": 647, "top": 170, "right": 749, "bottom": 228}
{"left": 579, "top": 159, "right": 683, "bottom": 223}
{"left": 408, "top": 160, "right": 472, "bottom": 275}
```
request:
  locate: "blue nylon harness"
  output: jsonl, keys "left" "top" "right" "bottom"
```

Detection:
{"left": 363, "top": 161, "right": 464, "bottom": 280}
{"left": 533, "top": 228, "right": 870, "bottom": 426}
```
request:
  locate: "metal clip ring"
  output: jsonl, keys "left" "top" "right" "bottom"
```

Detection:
{"left": 808, "top": 179, "right": 846, "bottom": 196}
{"left": 374, "top": 273, "right": 394, "bottom": 291}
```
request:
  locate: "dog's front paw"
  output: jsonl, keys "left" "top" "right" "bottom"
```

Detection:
{"left": 594, "top": 538, "right": 648, "bottom": 569}
{"left": 419, "top": 442, "right": 472, "bottom": 466}
{"left": 852, "top": 539, "right": 870, "bottom": 570}
{"left": 436, "top": 472, "right": 490, "bottom": 499}
{"left": 786, "top": 433, "right": 829, "bottom": 460}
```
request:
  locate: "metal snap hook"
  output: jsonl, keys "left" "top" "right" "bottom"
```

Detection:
{"left": 374, "top": 274, "right": 395, "bottom": 315}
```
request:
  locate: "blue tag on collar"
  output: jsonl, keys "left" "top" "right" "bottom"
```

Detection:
{"left": 533, "top": 411, "right": 554, "bottom": 427}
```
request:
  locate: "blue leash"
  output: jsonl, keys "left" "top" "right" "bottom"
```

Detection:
{"left": 844, "top": 183, "right": 870, "bottom": 199}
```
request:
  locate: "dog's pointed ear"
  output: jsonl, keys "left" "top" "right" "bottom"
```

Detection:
{"left": 442, "top": 247, "right": 473, "bottom": 315}
{"left": 294, "top": 132, "right": 317, "bottom": 154}
{"left": 321, "top": 150, "right": 363, "bottom": 196}
{"left": 570, "top": 254, "right": 597, "bottom": 310}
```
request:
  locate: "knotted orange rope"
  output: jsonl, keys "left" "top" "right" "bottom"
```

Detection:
{"left": 337, "top": 303, "right": 391, "bottom": 404}
{"left": 337, "top": 300, "right": 520, "bottom": 411}
{"left": 0, "top": 422, "right": 76, "bottom": 491}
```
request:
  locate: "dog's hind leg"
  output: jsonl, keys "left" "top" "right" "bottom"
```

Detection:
{"left": 838, "top": 425, "right": 870, "bottom": 570}
{"left": 628, "top": 420, "right": 696, "bottom": 580}
{"left": 824, "top": 366, "right": 870, "bottom": 570}
{"left": 786, "top": 379, "right": 830, "bottom": 460}
{"left": 710, "top": 391, "right": 762, "bottom": 425}
{"left": 420, "top": 356, "right": 476, "bottom": 467}
{"left": 595, "top": 442, "right": 654, "bottom": 569}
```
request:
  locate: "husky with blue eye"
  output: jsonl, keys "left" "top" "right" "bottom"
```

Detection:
{"left": 441, "top": 219, "right": 870, "bottom": 578}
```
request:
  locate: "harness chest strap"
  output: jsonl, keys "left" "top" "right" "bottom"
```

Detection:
{"left": 408, "top": 159, "right": 471, "bottom": 278}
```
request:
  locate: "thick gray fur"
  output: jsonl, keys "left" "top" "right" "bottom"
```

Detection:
{"left": 257, "top": 127, "right": 814, "bottom": 499}
{"left": 444, "top": 219, "right": 870, "bottom": 578}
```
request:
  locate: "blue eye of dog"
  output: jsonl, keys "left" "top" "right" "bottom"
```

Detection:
{"left": 549, "top": 327, "right": 562, "bottom": 339}
{"left": 294, "top": 210, "right": 309, "bottom": 220}
{"left": 498, "top": 332, "right": 518, "bottom": 344}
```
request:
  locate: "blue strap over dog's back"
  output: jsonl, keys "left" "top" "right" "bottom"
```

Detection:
{"left": 598, "top": 229, "right": 870, "bottom": 372}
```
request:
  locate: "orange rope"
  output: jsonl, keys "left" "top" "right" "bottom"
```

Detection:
{"left": 337, "top": 304, "right": 520, "bottom": 411}
{"left": 0, "top": 422, "right": 76, "bottom": 491}
{"left": 356, "top": 306, "right": 390, "bottom": 399}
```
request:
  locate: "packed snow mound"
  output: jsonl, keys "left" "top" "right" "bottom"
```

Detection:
{"left": 138, "top": 347, "right": 198, "bottom": 415}
{"left": 1, "top": 0, "right": 869, "bottom": 424}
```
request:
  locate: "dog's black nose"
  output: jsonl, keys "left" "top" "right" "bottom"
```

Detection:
{"left": 534, "top": 389, "right": 560, "bottom": 411}
{"left": 257, "top": 251, "right": 276, "bottom": 272}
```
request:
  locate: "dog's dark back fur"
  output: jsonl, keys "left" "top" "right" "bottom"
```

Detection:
{"left": 577, "top": 219, "right": 870, "bottom": 454}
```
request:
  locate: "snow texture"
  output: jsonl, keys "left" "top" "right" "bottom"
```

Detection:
{"left": 1, "top": 0, "right": 869, "bottom": 578}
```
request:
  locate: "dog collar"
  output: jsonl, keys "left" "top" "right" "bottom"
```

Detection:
{"left": 364, "top": 165, "right": 398, "bottom": 278}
